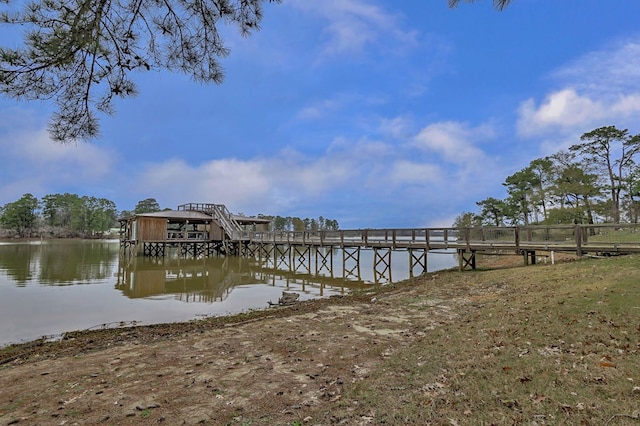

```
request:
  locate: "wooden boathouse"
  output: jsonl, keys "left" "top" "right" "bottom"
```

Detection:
{"left": 118, "top": 203, "right": 270, "bottom": 258}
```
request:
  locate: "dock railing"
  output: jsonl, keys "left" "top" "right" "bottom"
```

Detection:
{"left": 239, "top": 228, "right": 459, "bottom": 249}
{"left": 178, "top": 203, "right": 243, "bottom": 239}
{"left": 239, "top": 223, "right": 640, "bottom": 255}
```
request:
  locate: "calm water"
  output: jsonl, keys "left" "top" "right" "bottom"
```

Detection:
{"left": 0, "top": 239, "right": 457, "bottom": 346}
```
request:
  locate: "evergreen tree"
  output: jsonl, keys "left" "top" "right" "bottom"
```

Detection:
{"left": 134, "top": 198, "right": 161, "bottom": 214}
{"left": 570, "top": 126, "right": 640, "bottom": 223}
{"left": 0, "top": 193, "right": 39, "bottom": 237}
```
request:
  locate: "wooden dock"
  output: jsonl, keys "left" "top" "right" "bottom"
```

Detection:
{"left": 237, "top": 224, "right": 640, "bottom": 275}
{"left": 119, "top": 204, "right": 640, "bottom": 277}
{"left": 239, "top": 224, "right": 640, "bottom": 255}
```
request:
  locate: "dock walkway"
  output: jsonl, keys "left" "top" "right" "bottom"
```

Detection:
{"left": 238, "top": 224, "right": 640, "bottom": 273}
{"left": 119, "top": 203, "right": 640, "bottom": 276}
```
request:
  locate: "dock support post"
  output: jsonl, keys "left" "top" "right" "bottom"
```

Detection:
{"left": 458, "top": 249, "right": 476, "bottom": 271}
{"left": 294, "top": 245, "right": 311, "bottom": 274}
{"left": 274, "top": 244, "right": 291, "bottom": 270}
{"left": 409, "top": 248, "right": 427, "bottom": 278}
{"left": 523, "top": 250, "right": 536, "bottom": 266}
{"left": 575, "top": 225, "right": 584, "bottom": 256}
{"left": 373, "top": 248, "right": 392, "bottom": 284}
{"left": 342, "top": 247, "right": 361, "bottom": 281}
{"left": 315, "top": 246, "right": 333, "bottom": 277}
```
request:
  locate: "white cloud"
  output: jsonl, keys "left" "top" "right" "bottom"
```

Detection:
{"left": 327, "top": 136, "right": 394, "bottom": 160}
{"left": 0, "top": 178, "right": 45, "bottom": 205}
{"left": 12, "top": 132, "right": 113, "bottom": 178}
{"left": 389, "top": 160, "right": 441, "bottom": 185}
{"left": 294, "top": 93, "right": 390, "bottom": 123}
{"left": 517, "top": 36, "right": 640, "bottom": 138}
{"left": 296, "top": 98, "right": 342, "bottom": 120}
{"left": 552, "top": 38, "right": 640, "bottom": 94}
{"left": 517, "top": 89, "right": 640, "bottom": 138}
{"left": 378, "top": 115, "right": 414, "bottom": 139}
{"left": 0, "top": 114, "right": 116, "bottom": 204}
{"left": 134, "top": 151, "right": 359, "bottom": 215}
{"left": 404, "top": 120, "right": 511, "bottom": 212}
{"left": 610, "top": 93, "right": 640, "bottom": 115}
{"left": 131, "top": 123, "right": 500, "bottom": 218}
{"left": 0, "top": 108, "right": 113, "bottom": 177}
{"left": 517, "top": 89, "right": 604, "bottom": 137}
{"left": 412, "top": 121, "right": 492, "bottom": 165}
{"left": 291, "top": 0, "right": 418, "bottom": 59}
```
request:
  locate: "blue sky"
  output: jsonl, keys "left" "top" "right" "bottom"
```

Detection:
{"left": 2, "top": 0, "right": 640, "bottom": 228}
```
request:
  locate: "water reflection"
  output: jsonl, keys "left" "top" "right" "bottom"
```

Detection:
{"left": 117, "top": 256, "right": 256, "bottom": 302}
{"left": 0, "top": 240, "right": 457, "bottom": 346}
{"left": 0, "top": 240, "right": 119, "bottom": 286}
{"left": 115, "top": 255, "right": 368, "bottom": 303}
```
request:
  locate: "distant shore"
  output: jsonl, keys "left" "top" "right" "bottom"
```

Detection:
{"left": 0, "top": 235, "right": 119, "bottom": 242}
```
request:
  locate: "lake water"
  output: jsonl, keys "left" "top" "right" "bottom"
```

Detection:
{"left": 0, "top": 239, "right": 457, "bottom": 346}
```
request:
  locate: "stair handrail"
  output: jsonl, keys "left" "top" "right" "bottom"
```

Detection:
{"left": 207, "top": 204, "right": 242, "bottom": 239}
{"left": 178, "top": 203, "right": 243, "bottom": 240}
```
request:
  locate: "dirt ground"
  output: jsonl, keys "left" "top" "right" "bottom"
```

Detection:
{"left": 0, "top": 267, "right": 484, "bottom": 426}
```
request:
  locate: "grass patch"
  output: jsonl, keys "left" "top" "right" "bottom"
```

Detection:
{"left": 333, "top": 256, "right": 640, "bottom": 425}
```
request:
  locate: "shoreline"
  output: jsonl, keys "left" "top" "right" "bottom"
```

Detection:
{"left": 0, "top": 249, "right": 575, "bottom": 352}
{"left": 1, "top": 254, "right": 637, "bottom": 425}
{"left": 0, "top": 236, "right": 118, "bottom": 242}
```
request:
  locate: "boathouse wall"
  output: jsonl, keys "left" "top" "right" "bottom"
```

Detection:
{"left": 137, "top": 217, "right": 167, "bottom": 241}
{"left": 210, "top": 222, "right": 225, "bottom": 241}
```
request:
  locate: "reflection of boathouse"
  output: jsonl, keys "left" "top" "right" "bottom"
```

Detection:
{"left": 115, "top": 255, "right": 368, "bottom": 303}
{"left": 116, "top": 256, "right": 255, "bottom": 302}
{"left": 119, "top": 203, "right": 270, "bottom": 257}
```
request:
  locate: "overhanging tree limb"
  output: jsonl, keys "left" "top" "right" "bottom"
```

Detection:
{"left": 2, "top": 0, "right": 509, "bottom": 143}
{"left": 0, "top": 0, "right": 280, "bottom": 142}
{"left": 448, "top": 0, "right": 512, "bottom": 11}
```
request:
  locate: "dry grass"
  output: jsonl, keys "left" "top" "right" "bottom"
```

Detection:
{"left": 322, "top": 254, "right": 640, "bottom": 425}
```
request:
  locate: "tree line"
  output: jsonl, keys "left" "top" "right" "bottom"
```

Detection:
{"left": 453, "top": 126, "right": 640, "bottom": 228}
{"left": 0, "top": 195, "right": 339, "bottom": 238}
{"left": 0, "top": 193, "right": 118, "bottom": 238}
{"left": 256, "top": 215, "right": 339, "bottom": 232}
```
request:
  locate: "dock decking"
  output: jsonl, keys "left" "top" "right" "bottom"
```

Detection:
{"left": 119, "top": 203, "right": 640, "bottom": 274}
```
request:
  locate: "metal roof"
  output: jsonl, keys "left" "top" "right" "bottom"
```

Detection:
{"left": 135, "top": 210, "right": 214, "bottom": 221}
{"left": 233, "top": 215, "right": 272, "bottom": 224}
{"left": 126, "top": 210, "right": 272, "bottom": 224}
